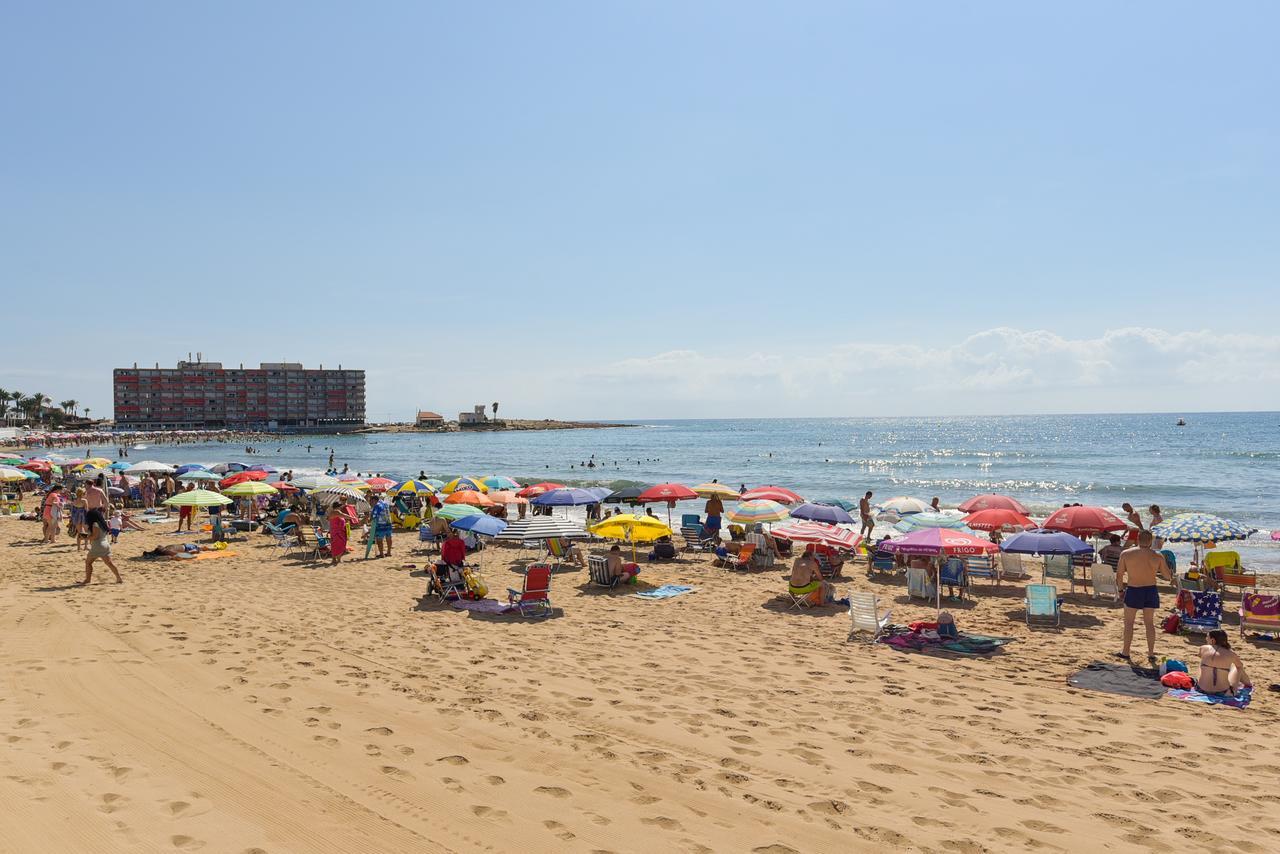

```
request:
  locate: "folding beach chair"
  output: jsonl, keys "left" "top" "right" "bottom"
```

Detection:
{"left": 681, "top": 513, "right": 702, "bottom": 529}
{"left": 869, "top": 551, "right": 898, "bottom": 577}
{"left": 263, "top": 521, "right": 296, "bottom": 557}
{"left": 587, "top": 554, "right": 618, "bottom": 588}
{"left": 813, "top": 551, "right": 836, "bottom": 578}
{"left": 906, "top": 566, "right": 935, "bottom": 601}
{"left": 1239, "top": 592, "right": 1280, "bottom": 639}
{"left": 546, "top": 537, "right": 578, "bottom": 568}
{"left": 999, "top": 551, "right": 1027, "bottom": 580}
{"left": 940, "top": 557, "right": 969, "bottom": 602}
{"left": 1206, "top": 551, "right": 1256, "bottom": 595}
{"left": 1179, "top": 590, "right": 1223, "bottom": 635}
{"left": 1090, "top": 565, "right": 1119, "bottom": 600}
{"left": 784, "top": 582, "right": 818, "bottom": 610}
{"left": 728, "top": 543, "right": 756, "bottom": 572}
{"left": 1042, "top": 554, "right": 1078, "bottom": 594}
{"left": 298, "top": 527, "right": 329, "bottom": 561}
{"left": 848, "top": 592, "right": 892, "bottom": 643}
{"left": 681, "top": 525, "right": 715, "bottom": 552}
{"left": 508, "top": 564, "right": 553, "bottom": 618}
{"left": 964, "top": 554, "right": 999, "bottom": 587}
{"left": 746, "top": 532, "right": 775, "bottom": 569}
{"left": 1025, "top": 584, "right": 1062, "bottom": 627}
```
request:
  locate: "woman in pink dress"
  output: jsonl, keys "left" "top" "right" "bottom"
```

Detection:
{"left": 328, "top": 501, "right": 348, "bottom": 565}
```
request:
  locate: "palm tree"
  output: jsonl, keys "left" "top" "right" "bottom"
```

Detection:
{"left": 27, "top": 392, "right": 48, "bottom": 424}
{"left": 0, "top": 388, "right": 8, "bottom": 417}
{"left": 84, "top": 407, "right": 92, "bottom": 421}
{"left": 61, "top": 399, "right": 78, "bottom": 418}
{"left": 8, "top": 390, "right": 22, "bottom": 416}
{"left": 492, "top": 401, "right": 499, "bottom": 420}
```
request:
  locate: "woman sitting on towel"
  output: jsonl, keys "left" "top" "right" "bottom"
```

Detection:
{"left": 1198, "top": 630, "right": 1251, "bottom": 696}
{"left": 789, "top": 552, "right": 837, "bottom": 604}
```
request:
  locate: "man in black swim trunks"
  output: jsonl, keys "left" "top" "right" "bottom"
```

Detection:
{"left": 1116, "top": 530, "right": 1167, "bottom": 661}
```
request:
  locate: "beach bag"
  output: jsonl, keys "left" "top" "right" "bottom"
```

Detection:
{"left": 1160, "top": 659, "right": 1187, "bottom": 676}
{"left": 936, "top": 610, "right": 958, "bottom": 638}
{"left": 1161, "top": 613, "right": 1181, "bottom": 634}
{"left": 1160, "top": 672, "right": 1194, "bottom": 690}
{"left": 462, "top": 567, "right": 488, "bottom": 599}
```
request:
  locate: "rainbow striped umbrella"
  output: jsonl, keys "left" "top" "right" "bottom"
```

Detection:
{"left": 390, "top": 479, "right": 435, "bottom": 495}
{"left": 725, "top": 499, "right": 791, "bottom": 525}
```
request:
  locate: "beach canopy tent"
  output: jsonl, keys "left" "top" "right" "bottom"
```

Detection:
{"left": 877, "top": 496, "right": 930, "bottom": 515}
{"left": 589, "top": 513, "right": 673, "bottom": 560}
{"left": 604, "top": 486, "right": 646, "bottom": 504}
{"left": 692, "top": 482, "right": 739, "bottom": 499}
{"left": 442, "top": 476, "right": 487, "bottom": 494}
{"left": 1041, "top": 506, "right": 1127, "bottom": 536}
{"left": 494, "top": 516, "right": 589, "bottom": 541}
{"left": 444, "top": 490, "right": 496, "bottom": 506}
{"left": 964, "top": 508, "right": 1035, "bottom": 532}
{"left": 163, "top": 489, "right": 233, "bottom": 508}
{"left": 516, "top": 482, "right": 565, "bottom": 498}
{"left": 448, "top": 513, "right": 508, "bottom": 538}
{"left": 880, "top": 528, "right": 999, "bottom": 610}
{"left": 739, "top": 485, "right": 805, "bottom": 504}
{"left": 531, "top": 488, "right": 602, "bottom": 507}
{"left": 725, "top": 499, "right": 791, "bottom": 526}
{"left": 124, "top": 460, "right": 176, "bottom": 475}
{"left": 770, "top": 521, "right": 862, "bottom": 551}
{"left": 999, "top": 529, "right": 1092, "bottom": 556}
{"left": 893, "top": 512, "right": 970, "bottom": 533}
{"left": 958, "top": 494, "right": 1029, "bottom": 514}
{"left": 789, "top": 502, "right": 855, "bottom": 524}
{"left": 290, "top": 474, "right": 342, "bottom": 491}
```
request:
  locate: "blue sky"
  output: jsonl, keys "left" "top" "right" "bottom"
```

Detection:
{"left": 3, "top": 2, "right": 1277, "bottom": 420}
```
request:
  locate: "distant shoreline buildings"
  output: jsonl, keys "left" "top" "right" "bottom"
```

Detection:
{"left": 113, "top": 359, "right": 365, "bottom": 433}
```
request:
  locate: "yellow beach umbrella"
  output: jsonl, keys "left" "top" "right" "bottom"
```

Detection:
{"left": 442, "top": 476, "right": 488, "bottom": 494}
{"left": 590, "top": 514, "right": 673, "bottom": 561}
{"left": 84, "top": 457, "right": 113, "bottom": 467}
{"left": 693, "top": 482, "right": 738, "bottom": 499}
{"left": 222, "top": 481, "right": 279, "bottom": 497}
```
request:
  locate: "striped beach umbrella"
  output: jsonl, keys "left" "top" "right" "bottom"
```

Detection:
{"left": 725, "top": 499, "right": 791, "bottom": 525}
{"left": 770, "top": 521, "right": 861, "bottom": 551}
{"left": 390, "top": 479, "right": 435, "bottom": 495}
{"left": 434, "top": 504, "right": 485, "bottom": 521}
{"left": 222, "top": 481, "right": 278, "bottom": 497}
{"left": 482, "top": 475, "right": 522, "bottom": 491}
{"left": 494, "top": 516, "right": 589, "bottom": 541}
{"left": 163, "top": 489, "right": 233, "bottom": 508}
{"left": 1152, "top": 513, "right": 1257, "bottom": 544}
{"left": 740, "top": 485, "right": 805, "bottom": 504}
{"left": 290, "top": 474, "right": 342, "bottom": 490}
{"left": 442, "top": 476, "right": 488, "bottom": 494}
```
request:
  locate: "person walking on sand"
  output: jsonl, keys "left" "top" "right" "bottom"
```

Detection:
{"left": 370, "top": 493, "right": 393, "bottom": 559}
{"left": 78, "top": 523, "right": 123, "bottom": 585}
{"left": 328, "top": 501, "right": 348, "bottom": 566}
{"left": 858, "top": 491, "right": 875, "bottom": 541}
{"left": 41, "top": 485, "right": 65, "bottom": 544}
{"left": 1115, "top": 530, "right": 1168, "bottom": 661}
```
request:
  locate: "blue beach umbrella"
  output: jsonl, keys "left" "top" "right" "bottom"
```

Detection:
{"left": 1152, "top": 513, "right": 1256, "bottom": 544}
{"left": 448, "top": 514, "right": 508, "bottom": 537}
{"left": 108, "top": 461, "right": 131, "bottom": 471}
{"left": 1000, "top": 529, "right": 1092, "bottom": 556}
{"left": 531, "top": 488, "right": 603, "bottom": 507}
{"left": 790, "top": 502, "right": 855, "bottom": 524}
{"left": 175, "top": 464, "right": 209, "bottom": 475}
{"left": 815, "top": 498, "right": 856, "bottom": 511}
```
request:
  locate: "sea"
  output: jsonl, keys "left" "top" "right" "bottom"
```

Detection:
{"left": 105, "top": 412, "right": 1280, "bottom": 572}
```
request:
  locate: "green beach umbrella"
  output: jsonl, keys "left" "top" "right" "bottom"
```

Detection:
{"left": 223, "top": 481, "right": 278, "bottom": 497}
{"left": 435, "top": 503, "right": 484, "bottom": 521}
{"left": 164, "top": 489, "right": 233, "bottom": 507}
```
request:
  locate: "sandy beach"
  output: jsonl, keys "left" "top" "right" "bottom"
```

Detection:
{"left": 2, "top": 507, "right": 1278, "bottom": 853}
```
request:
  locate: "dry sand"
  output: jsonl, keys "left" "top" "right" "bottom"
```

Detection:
{"left": 2, "top": 506, "right": 1279, "bottom": 853}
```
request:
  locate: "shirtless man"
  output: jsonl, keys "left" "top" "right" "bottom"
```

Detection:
{"left": 1198, "top": 630, "right": 1251, "bottom": 696}
{"left": 858, "top": 491, "right": 874, "bottom": 541}
{"left": 605, "top": 545, "right": 638, "bottom": 584}
{"left": 83, "top": 476, "right": 111, "bottom": 537}
{"left": 1115, "top": 530, "right": 1168, "bottom": 661}
{"left": 789, "top": 551, "right": 836, "bottom": 604}
{"left": 1121, "top": 502, "right": 1144, "bottom": 545}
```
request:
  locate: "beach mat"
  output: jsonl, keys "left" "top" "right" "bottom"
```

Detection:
{"left": 634, "top": 584, "right": 696, "bottom": 600}
{"left": 1067, "top": 662, "right": 1164, "bottom": 699}
{"left": 450, "top": 599, "right": 514, "bottom": 614}
{"left": 879, "top": 630, "right": 1013, "bottom": 657}
{"left": 1166, "top": 686, "right": 1253, "bottom": 709}
{"left": 192, "top": 550, "right": 238, "bottom": 561}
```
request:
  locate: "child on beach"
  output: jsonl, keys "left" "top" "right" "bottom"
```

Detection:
{"left": 109, "top": 506, "right": 123, "bottom": 543}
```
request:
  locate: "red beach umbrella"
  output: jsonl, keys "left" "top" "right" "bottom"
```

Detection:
{"left": 964, "top": 508, "right": 1035, "bottom": 532}
{"left": 957, "top": 494, "right": 1029, "bottom": 514}
{"left": 220, "top": 470, "right": 268, "bottom": 488}
{"left": 517, "top": 482, "right": 565, "bottom": 498}
{"left": 740, "top": 485, "right": 806, "bottom": 504}
{"left": 1042, "top": 505, "right": 1127, "bottom": 536}
{"left": 770, "top": 521, "right": 862, "bottom": 551}
{"left": 637, "top": 483, "right": 699, "bottom": 503}
{"left": 269, "top": 481, "right": 299, "bottom": 492}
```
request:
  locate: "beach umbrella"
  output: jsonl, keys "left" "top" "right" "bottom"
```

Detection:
{"left": 638, "top": 483, "right": 699, "bottom": 503}
{"left": 693, "top": 482, "right": 739, "bottom": 499}
{"left": 442, "top": 476, "right": 488, "bottom": 494}
{"left": 0, "top": 466, "right": 27, "bottom": 481}
{"left": 790, "top": 502, "right": 855, "bottom": 524}
{"left": 311, "top": 487, "right": 370, "bottom": 514}
{"left": 770, "top": 521, "right": 861, "bottom": 551}
{"left": 163, "top": 489, "right": 233, "bottom": 508}
{"left": 220, "top": 470, "right": 268, "bottom": 488}
{"left": 740, "top": 485, "right": 806, "bottom": 504}
{"left": 390, "top": 479, "right": 435, "bottom": 495}
{"left": 482, "top": 475, "right": 522, "bottom": 491}
{"left": 1042, "top": 505, "right": 1126, "bottom": 536}
{"left": 124, "top": 460, "right": 176, "bottom": 474}
{"left": 290, "top": 474, "right": 342, "bottom": 490}
{"left": 589, "top": 513, "right": 673, "bottom": 561}
{"left": 531, "top": 487, "right": 602, "bottom": 507}
{"left": 999, "top": 529, "right": 1092, "bottom": 556}
{"left": 108, "top": 461, "right": 130, "bottom": 471}
{"left": 448, "top": 513, "right": 508, "bottom": 537}
{"left": 494, "top": 516, "right": 589, "bottom": 541}
{"left": 222, "top": 481, "right": 278, "bottom": 497}
{"left": 893, "top": 512, "right": 971, "bottom": 533}
{"left": 18, "top": 460, "right": 52, "bottom": 472}
{"left": 434, "top": 503, "right": 485, "bottom": 521}
{"left": 0, "top": 457, "right": 24, "bottom": 466}
{"left": 517, "top": 482, "right": 566, "bottom": 498}
{"left": 268, "top": 480, "right": 299, "bottom": 492}
{"left": 725, "top": 499, "right": 791, "bottom": 526}
{"left": 210, "top": 462, "right": 250, "bottom": 474}
{"left": 174, "top": 464, "right": 209, "bottom": 475}
{"left": 878, "top": 496, "right": 930, "bottom": 515}
{"left": 178, "top": 470, "right": 222, "bottom": 482}
{"left": 248, "top": 464, "right": 279, "bottom": 474}
{"left": 82, "top": 457, "right": 113, "bottom": 467}
{"left": 337, "top": 473, "right": 364, "bottom": 482}
{"left": 964, "top": 508, "right": 1035, "bottom": 532}
{"left": 585, "top": 486, "right": 613, "bottom": 500}
{"left": 1152, "top": 513, "right": 1257, "bottom": 544}
{"left": 881, "top": 528, "right": 999, "bottom": 610}
{"left": 958, "top": 494, "right": 1029, "bottom": 514}
{"left": 814, "top": 498, "right": 856, "bottom": 511}
{"left": 604, "top": 486, "right": 646, "bottom": 504}
{"left": 445, "top": 490, "right": 496, "bottom": 506}
{"left": 365, "top": 477, "right": 396, "bottom": 491}
{"left": 485, "top": 490, "right": 527, "bottom": 505}
{"left": 1272, "top": 530, "right": 1280, "bottom": 542}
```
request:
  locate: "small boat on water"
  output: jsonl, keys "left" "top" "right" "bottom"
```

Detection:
{"left": 132, "top": 444, "right": 149, "bottom": 450}
{"left": 1175, "top": 418, "right": 1186, "bottom": 427}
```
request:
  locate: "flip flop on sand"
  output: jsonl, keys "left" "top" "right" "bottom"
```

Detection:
{"left": 1113, "top": 652, "right": 1131, "bottom": 660}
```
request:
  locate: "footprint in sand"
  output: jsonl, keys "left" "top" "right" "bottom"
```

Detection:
{"left": 542, "top": 819, "right": 575, "bottom": 840}
{"left": 98, "top": 793, "right": 126, "bottom": 813}
{"left": 485, "top": 776, "right": 505, "bottom": 786}
{"left": 364, "top": 726, "right": 393, "bottom": 736}
{"left": 380, "top": 766, "right": 414, "bottom": 780}
{"left": 533, "top": 786, "right": 570, "bottom": 799}
{"left": 437, "top": 755, "right": 469, "bottom": 766}
{"left": 167, "top": 801, "right": 191, "bottom": 816}
{"left": 470, "top": 805, "right": 509, "bottom": 820}
{"left": 170, "top": 835, "right": 205, "bottom": 850}
{"left": 640, "top": 816, "right": 683, "bottom": 831}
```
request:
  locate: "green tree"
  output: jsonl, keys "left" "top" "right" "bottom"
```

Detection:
{"left": 61, "top": 399, "right": 78, "bottom": 418}
{"left": 84, "top": 406, "right": 92, "bottom": 421}
{"left": 27, "top": 393, "right": 49, "bottom": 424}
{"left": 492, "top": 401, "right": 499, "bottom": 420}
{"left": 0, "top": 388, "right": 8, "bottom": 417}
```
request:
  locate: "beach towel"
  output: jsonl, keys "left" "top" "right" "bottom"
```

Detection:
{"left": 878, "top": 629, "right": 1013, "bottom": 657}
{"left": 192, "top": 550, "right": 238, "bottom": 561}
{"left": 633, "top": 584, "right": 696, "bottom": 600}
{"left": 1166, "top": 686, "right": 1252, "bottom": 709}
{"left": 1067, "top": 662, "right": 1165, "bottom": 699}
{"left": 449, "top": 599, "right": 514, "bottom": 614}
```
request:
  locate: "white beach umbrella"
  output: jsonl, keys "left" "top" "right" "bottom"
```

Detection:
{"left": 291, "top": 474, "right": 342, "bottom": 490}
{"left": 124, "top": 460, "right": 176, "bottom": 474}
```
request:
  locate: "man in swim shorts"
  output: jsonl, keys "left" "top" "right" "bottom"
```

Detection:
{"left": 858, "top": 491, "right": 874, "bottom": 541}
{"left": 789, "top": 551, "right": 836, "bottom": 605}
{"left": 1116, "top": 530, "right": 1167, "bottom": 661}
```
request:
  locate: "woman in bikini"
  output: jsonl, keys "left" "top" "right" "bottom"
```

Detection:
{"left": 1198, "top": 630, "right": 1251, "bottom": 696}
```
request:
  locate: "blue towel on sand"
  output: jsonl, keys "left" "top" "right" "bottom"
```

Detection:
{"left": 1166, "top": 686, "right": 1252, "bottom": 708}
{"left": 633, "top": 584, "right": 696, "bottom": 600}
